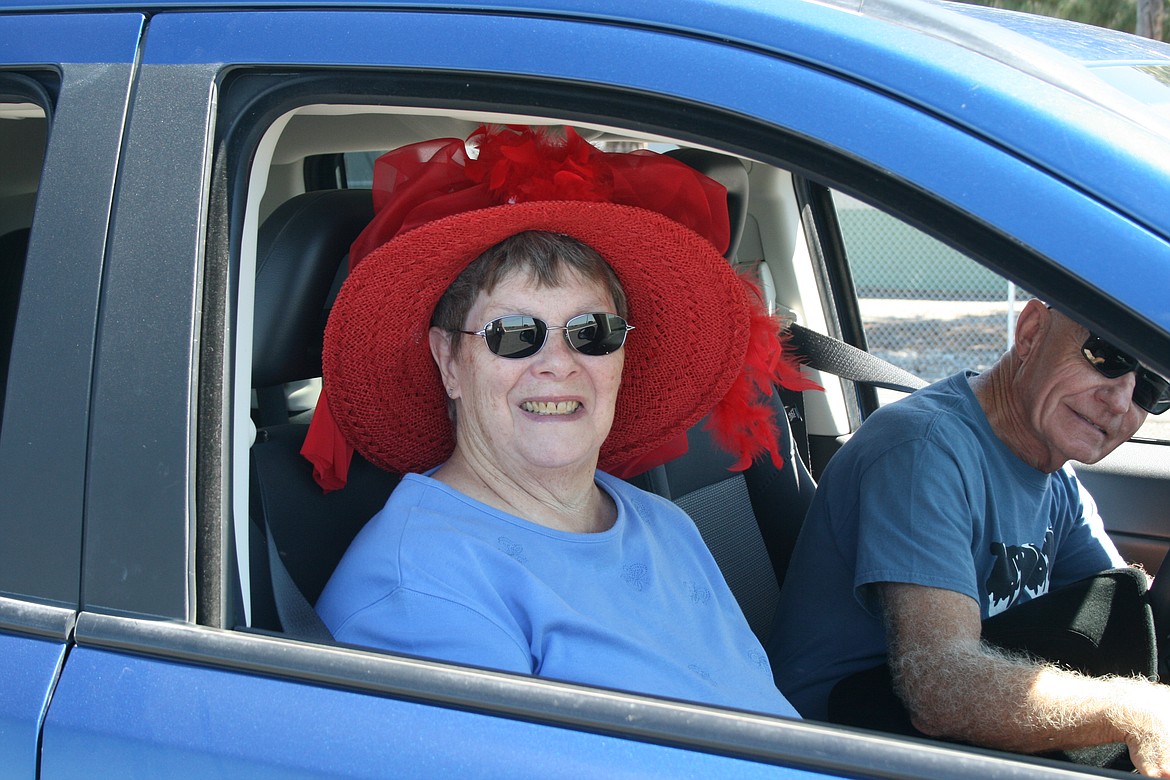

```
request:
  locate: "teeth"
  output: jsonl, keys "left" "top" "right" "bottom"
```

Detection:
{"left": 522, "top": 400, "right": 580, "bottom": 415}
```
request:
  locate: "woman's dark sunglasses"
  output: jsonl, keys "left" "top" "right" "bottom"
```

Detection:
{"left": 459, "top": 313, "right": 633, "bottom": 359}
{"left": 1081, "top": 334, "right": 1170, "bottom": 415}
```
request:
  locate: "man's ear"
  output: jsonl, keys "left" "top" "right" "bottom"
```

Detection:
{"left": 1012, "top": 299, "right": 1050, "bottom": 364}
{"left": 429, "top": 327, "right": 459, "bottom": 399}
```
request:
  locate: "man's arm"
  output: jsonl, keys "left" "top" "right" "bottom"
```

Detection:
{"left": 880, "top": 581, "right": 1170, "bottom": 776}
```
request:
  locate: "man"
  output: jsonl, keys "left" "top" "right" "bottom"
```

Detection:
{"left": 770, "top": 300, "right": 1170, "bottom": 775}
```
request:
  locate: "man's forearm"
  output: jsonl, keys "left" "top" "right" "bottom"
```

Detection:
{"left": 882, "top": 582, "right": 1170, "bottom": 776}
{"left": 891, "top": 635, "right": 1135, "bottom": 752}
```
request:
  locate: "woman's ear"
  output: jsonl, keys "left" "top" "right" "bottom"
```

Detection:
{"left": 429, "top": 327, "right": 460, "bottom": 399}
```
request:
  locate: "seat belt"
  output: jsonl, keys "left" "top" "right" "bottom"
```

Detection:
{"left": 780, "top": 323, "right": 928, "bottom": 468}
{"left": 266, "top": 527, "right": 334, "bottom": 642}
{"left": 787, "top": 323, "right": 928, "bottom": 394}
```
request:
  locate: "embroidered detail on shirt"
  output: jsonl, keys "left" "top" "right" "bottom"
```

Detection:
{"left": 689, "top": 664, "right": 716, "bottom": 685}
{"left": 686, "top": 581, "right": 711, "bottom": 605}
{"left": 631, "top": 493, "right": 648, "bottom": 515}
{"left": 496, "top": 537, "right": 527, "bottom": 564}
{"left": 749, "top": 650, "right": 769, "bottom": 670}
{"left": 622, "top": 563, "right": 651, "bottom": 592}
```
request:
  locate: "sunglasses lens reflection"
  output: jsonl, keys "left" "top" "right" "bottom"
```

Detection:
{"left": 1135, "top": 370, "right": 1170, "bottom": 415}
{"left": 486, "top": 316, "right": 544, "bottom": 359}
{"left": 480, "top": 313, "right": 630, "bottom": 358}
{"left": 1083, "top": 334, "right": 1170, "bottom": 415}
{"left": 1082, "top": 336, "right": 1137, "bottom": 379}
{"left": 566, "top": 313, "right": 629, "bottom": 356}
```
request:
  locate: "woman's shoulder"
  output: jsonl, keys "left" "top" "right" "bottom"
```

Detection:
{"left": 594, "top": 470, "right": 714, "bottom": 558}
{"left": 595, "top": 470, "right": 684, "bottom": 517}
{"left": 320, "top": 474, "right": 511, "bottom": 608}
{"left": 368, "top": 472, "right": 509, "bottom": 542}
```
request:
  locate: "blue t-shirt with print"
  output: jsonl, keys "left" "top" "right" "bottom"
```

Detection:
{"left": 316, "top": 469, "right": 799, "bottom": 719}
{"left": 768, "top": 372, "right": 1124, "bottom": 721}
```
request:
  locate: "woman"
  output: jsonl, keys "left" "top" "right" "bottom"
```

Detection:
{"left": 306, "top": 126, "right": 816, "bottom": 717}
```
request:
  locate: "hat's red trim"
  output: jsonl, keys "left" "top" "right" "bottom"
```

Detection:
{"left": 301, "top": 389, "right": 352, "bottom": 492}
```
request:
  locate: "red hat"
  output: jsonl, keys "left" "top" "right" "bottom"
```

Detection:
{"left": 302, "top": 126, "right": 819, "bottom": 490}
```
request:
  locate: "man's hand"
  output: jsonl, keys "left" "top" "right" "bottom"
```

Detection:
{"left": 1109, "top": 681, "right": 1170, "bottom": 777}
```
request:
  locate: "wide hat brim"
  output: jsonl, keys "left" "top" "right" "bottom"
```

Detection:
{"left": 323, "top": 200, "right": 752, "bottom": 475}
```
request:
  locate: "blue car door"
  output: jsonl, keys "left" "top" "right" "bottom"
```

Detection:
{"left": 0, "top": 10, "right": 143, "bottom": 777}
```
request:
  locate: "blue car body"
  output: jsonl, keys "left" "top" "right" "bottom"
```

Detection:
{"left": 3, "top": 0, "right": 1170, "bottom": 776}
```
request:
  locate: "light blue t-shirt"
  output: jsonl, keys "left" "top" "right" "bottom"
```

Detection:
{"left": 316, "top": 469, "right": 799, "bottom": 718}
{"left": 768, "top": 372, "right": 1124, "bottom": 721}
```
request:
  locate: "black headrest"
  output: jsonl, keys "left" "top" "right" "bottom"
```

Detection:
{"left": 252, "top": 189, "right": 374, "bottom": 388}
{"left": 664, "top": 148, "right": 749, "bottom": 261}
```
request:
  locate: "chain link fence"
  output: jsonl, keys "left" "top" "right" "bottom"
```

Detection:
{"left": 837, "top": 194, "right": 1168, "bottom": 440}
{"left": 858, "top": 296, "right": 1023, "bottom": 382}
{"left": 837, "top": 196, "right": 1024, "bottom": 383}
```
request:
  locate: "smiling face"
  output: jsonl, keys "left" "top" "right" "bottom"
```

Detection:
{"left": 1009, "top": 302, "right": 1146, "bottom": 470}
{"left": 430, "top": 267, "right": 626, "bottom": 477}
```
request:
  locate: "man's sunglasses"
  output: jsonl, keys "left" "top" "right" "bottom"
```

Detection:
{"left": 1081, "top": 334, "right": 1170, "bottom": 415}
{"left": 459, "top": 312, "right": 633, "bottom": 359}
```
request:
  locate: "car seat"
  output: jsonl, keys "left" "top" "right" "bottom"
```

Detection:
{"left": 630, "top": 149, "right": 816, "bottom": 639}
{"left": 248, "top": 189, "right": 399, "bottom": 632}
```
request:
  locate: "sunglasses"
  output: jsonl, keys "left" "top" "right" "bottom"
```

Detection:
{"left": 458, "top": 312, "right": 633, "bottom": 359}
{"left": 1081, "top": 334, "right": 1170, "bottom": 415}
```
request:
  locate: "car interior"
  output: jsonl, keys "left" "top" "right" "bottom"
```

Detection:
{"left": 235, "top": 105, "right": 1170, "bottom": 685}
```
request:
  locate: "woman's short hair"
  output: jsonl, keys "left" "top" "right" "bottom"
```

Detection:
{"left": 431, "top": 231, "right": 628, "bottom": 357}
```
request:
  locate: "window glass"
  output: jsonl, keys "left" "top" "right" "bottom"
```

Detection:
{"left": 0, "top": 101, "right": 46, "bottom": 431}
{"left": 342, "top": 151, "right": 378, "bottom": 189}
{"left": 835, "top": 191, "right": 1169, "bottom": 441}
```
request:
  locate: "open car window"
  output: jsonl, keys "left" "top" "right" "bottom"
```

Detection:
{"left": 834, "top": 190, "right": 1170, "bottom": 443}
{"left": 234, "top": 105, "right": 831, "bottom": 635}
{"left": 186, "top": 7, "right": 1170, "bottom": 768}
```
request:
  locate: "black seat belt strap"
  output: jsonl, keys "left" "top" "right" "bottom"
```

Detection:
{"left": 787, "top": 322, "right": 928, "bottom": 394}
{"left": 266, "top": 527, "right": 334, "bottom": 642}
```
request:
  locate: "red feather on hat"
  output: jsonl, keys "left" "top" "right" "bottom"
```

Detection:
{"left": 467, "top": 126, "right": 615, "bottom": 204}
{"left": 706, "top": 278, "right": 822, "bottom": 471}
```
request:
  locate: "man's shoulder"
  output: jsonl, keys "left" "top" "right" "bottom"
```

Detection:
{"left": 852, "top": 374, "right": 981, "bottom": 450}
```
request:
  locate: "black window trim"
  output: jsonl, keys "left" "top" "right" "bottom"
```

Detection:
{"left": 0, "top": 70, "right": 57, "bottom": 120}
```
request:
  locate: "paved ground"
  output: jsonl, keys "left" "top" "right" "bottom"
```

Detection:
{"left": 859, "top": 298, "right": 1170, "bottom": 441}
